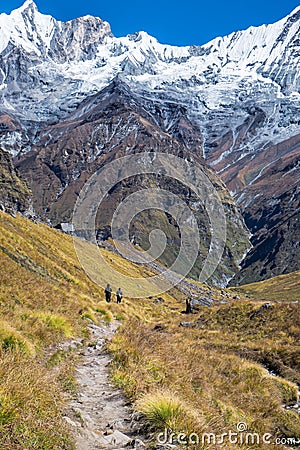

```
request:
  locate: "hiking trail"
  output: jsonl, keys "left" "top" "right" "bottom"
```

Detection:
{"left": 64, "top": 321, "right": 145, "bottom": 450}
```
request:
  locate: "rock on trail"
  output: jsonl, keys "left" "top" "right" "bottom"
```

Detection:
{"left": 64, "top": 322, "right": 145, "bottom": 449}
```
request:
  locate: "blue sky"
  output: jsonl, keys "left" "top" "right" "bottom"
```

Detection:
{"left": 2, "top": 0, "right": 300, "bottom": 46}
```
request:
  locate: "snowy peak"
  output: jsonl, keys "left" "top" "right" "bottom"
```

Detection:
{"left": 288, "top": 5, "right": 300, "bottom": 16}
{"left": 0, "top": 1, "right": 299, "bottom": 85}
{"left": 0, "top": 0, "right": 56, "bottom": 54}
{"left": 113, "top": 7, "right": 300, "bottom": 94}
{"left": 0, "top": 1, "right": 112, "bottom": 60}
{"left": 16, "top": 0, "right": 38, "bottom": 11}
{"left": 0, "top": 2, "right": 299, "bottom": 129}
{"left": 199, "top": 6, "right": 300, "bottom": 92}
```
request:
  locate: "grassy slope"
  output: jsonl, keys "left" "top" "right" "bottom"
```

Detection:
{"left": 0, "top": 211, "right": 299, "bottom": 449}
{"left": 0, "top": 212, "right": 136, "bottom": 449}
{"left": 230, "top": 270, "right": 300, "bottom": 302}
{"left": 0, "top": 211, "right": 186, "bottom": 448}
{"left": 110, "top": 284, "right": 300, "bottom": 448}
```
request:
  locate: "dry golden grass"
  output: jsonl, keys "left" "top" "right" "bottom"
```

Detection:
{"left": 230, "top": 270, "right": 300, "bottom": 302}
{"left": 0, "top": 349, "right": 73, "bottom": 449}
{"left": 1, "top": 211, "right": 300, "bottom": 449}
{"left": 0, "top": 211, "right": 185, "bottom": 448}
{"left": 110, "top": 296, "right": 300, "bottom": 449}
{"left": 0, "top": 212, "right": 127, "bottom": 448}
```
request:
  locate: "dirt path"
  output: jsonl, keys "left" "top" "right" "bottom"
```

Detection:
{"left": 64, "top": 322, "right": 144, "bottom": 450}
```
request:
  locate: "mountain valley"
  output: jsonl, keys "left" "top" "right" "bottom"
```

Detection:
{"left": 0, "top": 0, "right": 299, "bottom": 284}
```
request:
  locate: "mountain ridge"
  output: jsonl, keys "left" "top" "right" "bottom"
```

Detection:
{"left": 14, "top": 78, "right": 251, "bottom": 286}
{"left": 0, "top": 1, "right": 299, "bottom": 285}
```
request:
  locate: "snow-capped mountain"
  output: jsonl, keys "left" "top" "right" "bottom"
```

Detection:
{"left": 0, "top": 1, "right": 299, "bottom": 184}
{"left": 0, "top": 0, "right": 111, "bottom": 59}
{"left": 0, "top": 1, "right": 299, "bottom": 133}
{"left": 0, "top": 0, "right": 299, "bottom": 284}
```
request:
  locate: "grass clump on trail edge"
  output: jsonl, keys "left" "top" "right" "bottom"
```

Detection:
{"left": 137, "top": 391, "right": 185, "bottom": 430}
{"left": 230, "top": 270, "right": 300, "bottom": 302}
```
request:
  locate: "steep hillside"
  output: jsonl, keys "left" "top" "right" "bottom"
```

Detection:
{"left": 231, "top": 269, "right": 300, "bottom": 302}
{"left": 0, "top": 210, "right": 220, "bottom": 447}
{"left": 0, "top": 212, "right": 299, "bottom": 449}
{"left": 0, "top": 1, "right": 299, "bottom": 137}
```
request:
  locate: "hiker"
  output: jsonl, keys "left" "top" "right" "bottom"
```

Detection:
{"left": 116, "top": 287, "right": 123, "bottom": 304}
{"left": 185, "top": 297, "right": 193, "bottom": 314}
{"left": 105, "top": 283, "right": 112, "bottom": 303}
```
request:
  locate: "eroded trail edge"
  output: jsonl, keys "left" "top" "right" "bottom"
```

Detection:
{"left": 65, "top": 322, "right": 144, "bottom": 450}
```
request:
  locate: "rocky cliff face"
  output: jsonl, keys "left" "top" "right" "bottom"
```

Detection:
{"left": 0, "top": 1, "right": 299, "bottom": 284}
{"left": 15, "top": 80, "right": 250, "bottom": 286}
{"left": 229, "top": 133, "right": 300, "bottom": 285}
{"left": 0, "top": 147, "right": 31, "bottom": 214}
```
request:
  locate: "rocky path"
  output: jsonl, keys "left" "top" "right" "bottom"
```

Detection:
{"left": 64, "top": 322, "right": 144, "bottom": 450}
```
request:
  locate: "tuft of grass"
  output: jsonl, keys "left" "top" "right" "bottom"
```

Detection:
{"left": 0, "top": 320, "right": 35, "bottom": 356}
{"left": 34, "top": 312, "right": 73, "bottom": 337}
{"left": 80, "top": 306, "right": 99, "bottom": 324}
{"left": 136, "top": 391, "right": 186, "bottom": 431}
{"left": 46, "top": 349, "right": 68, "bottom": 368}
{"left": 272, "top": 378, "right": 299, "bottom": 406}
